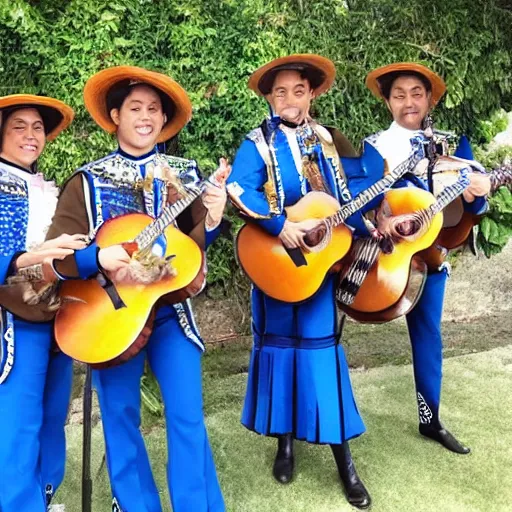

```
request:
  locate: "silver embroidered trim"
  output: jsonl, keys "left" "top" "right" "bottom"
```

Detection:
{"left": 417, "top": 392, "right": 433, "bottom": 424}
{"left": 0, "top": 324, "right": 14, "bottom": 385}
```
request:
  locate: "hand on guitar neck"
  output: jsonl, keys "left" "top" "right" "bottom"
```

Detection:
{"left": 462, "top": 172, "right": 491, "bottom": 203}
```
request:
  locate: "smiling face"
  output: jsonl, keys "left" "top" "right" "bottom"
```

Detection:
{"left": 110, "top": 84, "right": 168, "bottom": 156}
{"left": 266, "top": 70, "right": 315, "bottom": 125}
{"left": 385, "top": 75, "right": 431, "bottom": 130}
{"left": 0, "top": 107, "right": 46, "bottom": 169}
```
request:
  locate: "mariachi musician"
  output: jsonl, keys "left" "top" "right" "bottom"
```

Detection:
{"left": 226, "top": 54, "right": 390, "bottom": 510}
{"left": 362, "top": 62, "right": 491, "bottom": 454}
{"left": 0, "top": 94, "right": 83, "bottom": 511}
{"left": 46, "top": 66, "right": 228, "bottom": 512}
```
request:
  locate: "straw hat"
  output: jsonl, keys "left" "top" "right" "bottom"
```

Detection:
{"left": 83, "top": 66, "right": 192, "bottom": 142}
{"left": 366, "top": 62, "right": 446, "bottom": 106}
{"left": 248, "top": 54, "right": 336, "bottom": 97}
{"left": 0, "top": 94, "right": 74, "bottom": 141}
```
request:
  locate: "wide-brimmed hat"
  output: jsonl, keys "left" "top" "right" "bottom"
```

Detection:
{"left": 0, "top": 94, "right": 74, "bottom": 141}
{"left": 83, "top": 66, "right": 193, "bottom": 142}
{"left": 366, "top": 62, "right": 446, "bottom": 106}
{"left": 248, "top": 54, "right": 336, "bottom": 97}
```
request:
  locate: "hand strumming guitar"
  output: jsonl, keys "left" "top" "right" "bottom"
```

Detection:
{"left": 98, "top": 245, "right": 132, "bottom": 274}
{"left": 279, "top": 219, "right": 323, "bottom": 251}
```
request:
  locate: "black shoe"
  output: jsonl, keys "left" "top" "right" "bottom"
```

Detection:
{"left": 273, "top": 434, "right": 294, "bottom": 484}
{"left": 331, "top": 443, "right": 371, "bottom": 510}
{"left": 419, "top": 423, "right": 471, "bottom": 454}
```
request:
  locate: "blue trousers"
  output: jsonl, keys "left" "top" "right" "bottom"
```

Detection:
{"left": 93, "top": 307, "right": 224, "bottom": 512}
{"left": 0, "top": 319, "right": 73, "bottom": 512}
{"left": 406, "top": 269, "right": 447, "bottom": 427}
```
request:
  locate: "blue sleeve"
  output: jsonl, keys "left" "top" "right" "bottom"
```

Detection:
{"left": 0, "top": 254, "right": 17, "bottom": 285}
{"left": 53, "top": 242, "right": 100, "bottom": 280}
{"left": 205, "top": 225, "right": 221, "bottom": 249}
{"left": 74, "top": 242, "right": 101, "bottom": 279}
{"left": 453, "top": 136, "right": 488, "bottom": 214}
{"left": 227, "top": 139, "right": 286, "bottom": 236}
{"left": 462, "top": 196, "right": 488, "bottom": 215}
{"left": 256, "top": 214, "right": 287, "bottom": 236}
{"left": 342, "top": 144, "right": 389, "bottom": 217}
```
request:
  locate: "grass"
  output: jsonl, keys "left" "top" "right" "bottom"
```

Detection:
{"left": 55, "top": 339, "right": 512, "bottom": 512}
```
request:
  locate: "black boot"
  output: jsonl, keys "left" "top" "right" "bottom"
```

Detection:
{"left": 272, "top": 434, "right": 294, "bottom": 484}
{"left": 331, "top": 443, "right": 371, "bottom": 510}
{"left": 419, "top": 423, "right": 471, "bottom": 454}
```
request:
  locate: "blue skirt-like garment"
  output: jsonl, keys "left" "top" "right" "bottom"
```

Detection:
{"left": 241, "top": 332, "right": 365, "bottom": 445}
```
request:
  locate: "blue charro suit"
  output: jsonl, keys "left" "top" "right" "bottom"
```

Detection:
{"left": 0, "top": 158, "right": 73, "bottom": 512}
{"left": 47, "top": 147, "right": 225, "bottom": 512}
{"left": 365, "top": 122, "right": 487, "bottom": 430}
{"left": 227, "top": 118, "right": 385, "bottom": 445}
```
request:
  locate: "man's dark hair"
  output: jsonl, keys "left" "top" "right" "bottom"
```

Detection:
{"left": 258, "top": 64, "right": 325, "bottom": 95}
{"left": 378, "top": 71, "right": 432, "bottom": 100}
{"left": 106, "top": 80, "right": 175, "bottom": 121}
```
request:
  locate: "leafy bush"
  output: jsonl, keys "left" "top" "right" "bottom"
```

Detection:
{"left": 1, "top": 0, "right": 511, "bottom": 287}
{"left": 475, "top": 145, "right": 512, "bottom": 256}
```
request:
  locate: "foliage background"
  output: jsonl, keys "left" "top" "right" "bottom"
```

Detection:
{"left": 0, "top": 0, "right": 511, "bottom": 283}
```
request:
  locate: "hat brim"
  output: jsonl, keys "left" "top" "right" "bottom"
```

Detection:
{"left": 366, "top": 62, "right": 447, "bottom": 106}
{"left": 0, "top": 94, "right": 74, "bottom": 141}
{"left": 83, "top": 66, "right": 192, "bottom": 142}
{"left": 248, "top": 54, "right": 336, "bottom": 97}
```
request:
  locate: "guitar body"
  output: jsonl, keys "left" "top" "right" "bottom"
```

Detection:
{"left": 54, "top": 212, "right": 203, "bottom": 366}
{"left": 418, "top": 163, "right": 512, "bottom": 271}
{"left": 419, "top": 211, "right": 482, "bottom": 270}
{"left": 339, "top": 188, "right": 443, "bottom": 322}
{"left": 236, "top": 191, "right": 353, "bottom": 303}
{"left": 341, "top": 256, "right": 428, "bottom": 323}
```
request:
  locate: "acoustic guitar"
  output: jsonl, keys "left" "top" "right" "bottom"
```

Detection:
{"left": 339, "top": 171, "right": 471, "bottom": 323}
{"left": 235, "top": 150, "right": 422, "bottom": 303}
{"left": 54, "top": 179, "right": 213, "bottom": 367}
{"left": 419, "top": 163, "right": 512, "bottom": 270}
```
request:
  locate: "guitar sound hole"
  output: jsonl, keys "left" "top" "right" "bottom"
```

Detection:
{"left": 303, "top": 224, "right": 327, "bottom": 248}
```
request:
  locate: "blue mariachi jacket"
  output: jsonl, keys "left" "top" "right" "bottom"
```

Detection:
{"left": 49, "top": 147, "right": 221, "bottom": 351}
{"left": 227, "top": 119, "right": 384, "bottom": 238}
{"left": 0, "top": 162, "right": 30, "bottom": 285}
{"left": 364, "top": 122, "right": 488, "bottom": 215}
{"left": 227, "top": 119, "right": 384, "bottom": 340}
{"left": 0, "top": 157, "right": 60, "bottom": 383}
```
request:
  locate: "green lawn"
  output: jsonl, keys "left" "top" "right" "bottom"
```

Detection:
{"left": 56, "top": 343, "right": 512, "bottom": 511}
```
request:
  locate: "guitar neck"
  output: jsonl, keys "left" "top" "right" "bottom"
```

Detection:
{"left": 490, "top": 164, "right": 512, "bottom": 193}
{"left": 426, "top": 171, "right": 471, "bottom": 218}
{"left": 328, "top": 149, "right": 422, "bottom": 227}
{"left": 134, "top": 183, "right": 205, "bottom": 250}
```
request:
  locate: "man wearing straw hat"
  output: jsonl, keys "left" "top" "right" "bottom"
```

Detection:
{"left": 364, "top": 62, "right": 491, "bottom": 454}
{"left": 226, "top": 54, "right": 377, "bottom": 510}
{"left": 0, "top": 94, "right": 84, "bottom": 511}
{"left": 47, "top": 66, "right": 228, "bottom": 512}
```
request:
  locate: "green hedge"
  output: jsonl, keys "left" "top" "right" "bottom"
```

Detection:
{"left": 1, "top": 0, "right": 511, "bottom": 285}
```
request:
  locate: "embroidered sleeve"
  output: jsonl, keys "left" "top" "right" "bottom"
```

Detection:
{"left": 46, "top": 174, "right": 96, "bottom": 279}
{"left": 227, "top": 139, "right": 286, "bottom": 236}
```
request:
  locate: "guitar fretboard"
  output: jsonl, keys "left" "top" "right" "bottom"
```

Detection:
{"left": 426, "top": 171, "right": 471, "bottom": 218}
{"left": 134, "top": 183, "right": 205, "bottom": 250}
{"left": 327, "top": 149, "right": 422, "bottom": 227}
{"left": 490, "top": 164, "right": 512, "bottom": 193}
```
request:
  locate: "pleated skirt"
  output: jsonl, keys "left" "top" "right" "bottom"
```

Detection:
{"left": 241, "top": 333, "right": 365, "bottom": 444}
